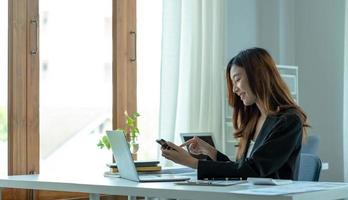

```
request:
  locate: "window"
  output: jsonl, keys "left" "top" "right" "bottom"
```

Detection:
{"left": 0, "top": 0, "right": 8, "bottom": 176}
{"left": 136, "top": 0, "right": 162, "bottom": 160}
{"left": 39, "top": 0, "right": 113, "bottom": 174}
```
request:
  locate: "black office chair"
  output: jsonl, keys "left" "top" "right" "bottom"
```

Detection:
{"left": 298, "top": 153, "right": 322, "bottom": 181}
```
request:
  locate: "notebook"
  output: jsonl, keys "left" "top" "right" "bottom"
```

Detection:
{"left": 106, "top": 130, "right": 190, "bottom": 182}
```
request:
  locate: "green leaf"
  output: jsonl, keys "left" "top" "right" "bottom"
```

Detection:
{"left": 97, "top": 140, "right": 105, "bottom": 149}
{"left": 96, "top": 135, "right": 111, "bottom": 150}
{"left": 126, "top": 117, "right": 134, "bottom": 126}
{"left": 132, "top": 112, "right": 140, "bottom": 118}
{"left": 101, "top": 135, "right": 111, "bottom": 150}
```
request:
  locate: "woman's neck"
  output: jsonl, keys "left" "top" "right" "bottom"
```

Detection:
{"left": 256, "top": 101, "right": 267, "bottom": 118}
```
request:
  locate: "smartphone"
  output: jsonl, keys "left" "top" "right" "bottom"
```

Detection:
{"left": 156, "top": 139, "right": 176, "bottom": 151}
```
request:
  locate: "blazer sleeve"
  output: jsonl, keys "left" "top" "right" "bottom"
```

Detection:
{"left": 206, "top": 150, "right": 230, "bottom": 161}
{"left": 197, "top": 113, "right": 302, "bottom": 180}
{"left": 216, "top": 151, "right": 231, "bottom": 161}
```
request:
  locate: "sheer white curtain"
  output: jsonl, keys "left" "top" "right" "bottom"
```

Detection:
{"left": 159, "top": 0, "right": 226, "bottom": 163}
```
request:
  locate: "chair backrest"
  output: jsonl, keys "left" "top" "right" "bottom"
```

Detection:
{"left": 301, "top": 134, "right": 320, "bottom": 154}
{"left": 298, "top": 153, "right": 322, "bottom": 181}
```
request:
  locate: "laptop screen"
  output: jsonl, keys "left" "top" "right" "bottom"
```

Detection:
{"left": 107, "top": 130, "right": 191, "bottom": 182}
{"left": 106, "top": 130, "right": 140, "bottom": 181}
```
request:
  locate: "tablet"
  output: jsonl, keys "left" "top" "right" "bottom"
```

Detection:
{"left": 180, "top": 132, "right": 215, "bottom": 159}
{"left": 176, "top": 180, "right": 246, "bottom": 186}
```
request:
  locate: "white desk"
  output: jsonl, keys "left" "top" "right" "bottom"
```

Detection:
{"left": 1, "top": 172, "right": 348, "bottom": 200}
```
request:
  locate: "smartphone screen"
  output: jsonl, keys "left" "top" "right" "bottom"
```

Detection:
{"left": 156, "top": 139, "right": 169, "bottom": 148}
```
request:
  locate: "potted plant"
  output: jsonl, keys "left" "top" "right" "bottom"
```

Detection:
{"left": 97, "top": 111, "right": 140, "bottom": 160}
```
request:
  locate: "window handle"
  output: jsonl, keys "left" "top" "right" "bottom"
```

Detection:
{"left": 30, "top": 18, "right": 39, "bottom": 55}
{"left": 130, "top": 31, "right": 136, "bottom": 62}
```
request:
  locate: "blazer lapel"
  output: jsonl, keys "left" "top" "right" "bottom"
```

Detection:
{"left": 249, "top": 116, "right": 278, "bottom": 156}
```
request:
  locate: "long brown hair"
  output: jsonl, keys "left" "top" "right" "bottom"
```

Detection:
{"left": 226, "top": 47, "right": 309, "bottom": 160}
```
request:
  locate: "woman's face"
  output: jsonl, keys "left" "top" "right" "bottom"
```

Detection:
{"left": 230, "top": 65, "right": 257, "bottom": 106}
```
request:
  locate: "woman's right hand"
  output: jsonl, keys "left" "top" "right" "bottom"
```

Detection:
{"left": 180, "top": 136, "right": 217, "bottom": 161}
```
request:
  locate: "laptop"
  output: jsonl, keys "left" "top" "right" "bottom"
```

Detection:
{"left": 106, "top": 130, "right": 191, "bottom": 182}
{"left": 180, "top": 132, "right": 215, "bottom": 159}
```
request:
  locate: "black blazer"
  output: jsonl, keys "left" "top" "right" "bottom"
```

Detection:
{"left": 197, "top": 109, "right": 303, "bottom": 180}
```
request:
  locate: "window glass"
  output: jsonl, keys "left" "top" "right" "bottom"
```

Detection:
{"left": 0, "top": 0, "right": 8, "bottom": 176}
{"left": 40, "top": 0, "right": 112, "bottom": 174}
{"left": 136, "top": 0, "right": 162, "bottom": 160}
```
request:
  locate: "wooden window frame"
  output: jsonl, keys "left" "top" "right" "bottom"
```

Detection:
{"left": 5, "top": 0, "right": 136, "bottom": 199}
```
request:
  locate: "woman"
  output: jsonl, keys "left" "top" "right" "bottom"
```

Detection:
{"left": 161, "top": 47, "right": 309, "bottom": 180}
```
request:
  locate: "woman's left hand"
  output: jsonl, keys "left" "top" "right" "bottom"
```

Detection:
{"left": 161, "top": 142, "right": 198, "bottom": 169}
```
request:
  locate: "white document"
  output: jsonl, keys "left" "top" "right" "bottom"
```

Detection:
{"left": 247, "top": 177, "right": 293, "bottom": 185}
{"left": 230, "top": 182, "right": 348, "bottom": 195}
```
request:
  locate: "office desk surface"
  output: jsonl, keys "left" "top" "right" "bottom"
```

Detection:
{"left": 1, "top": 173, "right": 348, "bottom": 200}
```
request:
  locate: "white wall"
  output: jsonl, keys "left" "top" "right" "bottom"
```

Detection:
{"left": 226, "top": 0, "right": 346, "bottom": 181}
{"left": 294, "top": 0, "right": 345, "bottom": 181}
{"left": 225, "top": 0, "right": 258, "bottom": 63}
{"left": 256, "top": 0, "right": 280, "bottom": 62}
{"left": 344, "top": 0, "right": 348, "bottom": 183}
